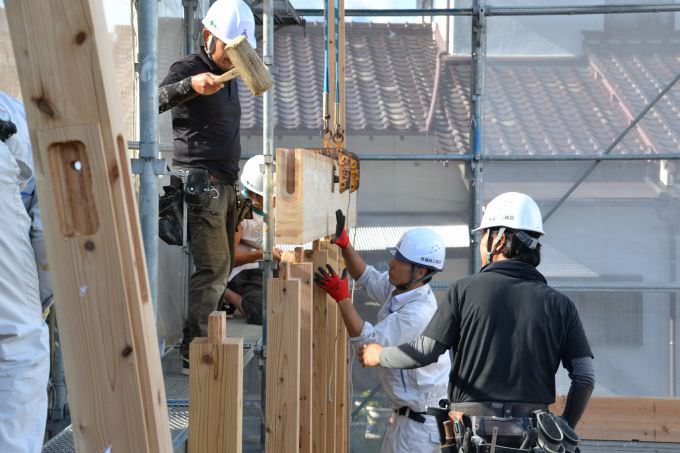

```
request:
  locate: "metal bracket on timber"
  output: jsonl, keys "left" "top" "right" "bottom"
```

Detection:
{"left": 189, "top": 311, "right": 243, "bottom": 453}
{"left": 275, "top": 148, "right": 357, "bottom": 245}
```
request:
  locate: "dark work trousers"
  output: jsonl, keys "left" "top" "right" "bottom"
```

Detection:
{"left": 181, "top": 182, "right": 237, "bottom": 358}
{"left": 227, "top": 269, "right": 263, "bottom": 325}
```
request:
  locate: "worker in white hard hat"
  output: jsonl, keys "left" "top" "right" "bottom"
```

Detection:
{"left": 358, "top": 192, "right": 595, "bottom": 452}
{"left": 158, "top": 0, "right": 257, "bottom": 374}
{"left": 221, "top": 155, "right": 281, "bottom": 325}
{"left": 314, "top": 211, "right": 451, "bottom": 453}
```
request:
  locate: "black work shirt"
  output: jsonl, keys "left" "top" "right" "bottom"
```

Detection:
{"left": 423, "top": 259, "right": 593, "bottom": 405}
{"left": 159, "top": 47, "right": 241, "bottom": 183}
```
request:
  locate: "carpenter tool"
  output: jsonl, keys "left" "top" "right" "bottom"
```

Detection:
{"left": 213, "top": 35, "right": 273, "bottom": 96}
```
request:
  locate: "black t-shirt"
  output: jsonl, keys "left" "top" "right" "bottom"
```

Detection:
{"left": 160, "top": 47, "right": 242, "bottom": 183}
{"left": 424, "top": 259, "right": 593, "bottom": 405}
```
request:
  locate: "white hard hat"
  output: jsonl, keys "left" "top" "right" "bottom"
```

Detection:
{"left": 203, "top": 0, "right": 257, "bottom": 49}
{"left": 387, "top": 228, "right": 446, "bottom": 272}
{"left": 240, "top": 154, "right": 274, "bottom": 196}
{"left": 473, "top": 192, "right": 544, "bottom": 234}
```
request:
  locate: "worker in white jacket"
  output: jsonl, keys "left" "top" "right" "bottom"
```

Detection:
{"left": 0, "top": 92, "right": 53, "bottom": 317}
{"left": 314, "top": 212, "right": 451, "bottom": 452}
{"left": 0, "top": 118, "right": 49, "bottom": 452}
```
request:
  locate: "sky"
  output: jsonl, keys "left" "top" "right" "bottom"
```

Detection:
{"left": 99, "top": 0, "right": 419, "bottom": 30}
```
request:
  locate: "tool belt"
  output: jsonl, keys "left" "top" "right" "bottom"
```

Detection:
{"left": 451, "top": 402, "right": 548, "bottom": 418}
{"left": 394, "top": 406, "right": 426, "bottom": 424}
{"left": 428, "top": 401, "right": 580, "bottom": 453}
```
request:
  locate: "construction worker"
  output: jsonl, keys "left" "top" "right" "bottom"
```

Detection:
{"left": 158, "top": 0, "right": 256, "bottom": 374}
{"left": 0, "top": 117, "right": 49, "bottom": 452}
{"left": 221, "top": 155, "right": 281, "bottom": 325}
{"left": 314, "top": 214, "right": 451, "bottom": 452}
{"left": 0, "top": 92, "right": 53, "bottom": 317}
{"left": 358, "top": 193, "right": 594, "bottom": 450}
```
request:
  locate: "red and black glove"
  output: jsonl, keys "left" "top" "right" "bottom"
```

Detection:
{"left": 314, "top": 264, "right": 350, "bottom": 302}
{"left": 331, "top": 209, "right": 350, "bottom": 249}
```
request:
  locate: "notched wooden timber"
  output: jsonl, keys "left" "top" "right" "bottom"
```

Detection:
{"left": 47, "top": 140, "right": 99, "bottom": 237}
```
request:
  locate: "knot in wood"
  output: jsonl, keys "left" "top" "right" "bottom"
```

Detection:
{"left": 202, "top": 353, "right": 213, "bottom": 364}
{"left": 84, "top": 240, "right": 95, "bottom": 251}
{"left": 121, "top": 344, "right": 133, "bottom": 357}
{"left": 74, "top": 31, "right": 88, "bottom": 45}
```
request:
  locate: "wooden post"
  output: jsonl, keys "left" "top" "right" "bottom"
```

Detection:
{"left": 325, "top": 298, "right": 339, "bottom": 453}
{"left": 189, "top": 312, "right": 243, "bottom": 453}
{"left": 290, "top": 260, "right": 314, "bottom": 453}
{"left": 5, "top": 1, "right": 172, "bottom": 451}
{"left": 336, "top": 316, "right": 349, "bottom": 453}
{"left": 329, "top": 242, "right": 349, "bottom": 453}
{"left": 308, "top": 245, "right": 329, "bottom": 452}
{"left": 265, "top": 278, "right": 302, "bottom": 453}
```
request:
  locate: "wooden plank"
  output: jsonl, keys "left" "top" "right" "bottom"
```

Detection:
{"left": 335, "top": 315, "right": 348, "bottom": 452}
{"left": 290, "top": 262, "right": 314, "bottom": 453}
{"left": 5, "top": 1, "right": 172, "bottom": 452}
{"left": 208, "top": 311, "right": 227, "bottom": 343}
{"left": 325, "top": 299, "right": 338, "bottom": 453}
{"left": 275, "top": 148, "right": 357, "bottom": 245}
{"left": 265, "top": 278, "right": 302, "bottom": 453}
{"left": 189, "top": 312, "right": 243, "bottom": 453}
{"left": 329, "top": 242, "right": 348, "bottom": 453}
{"left": 550, "top": 396, "right": 680, "bottom": 442}
{"left": 307, "top": 248, "right": 329, "bottom": 453}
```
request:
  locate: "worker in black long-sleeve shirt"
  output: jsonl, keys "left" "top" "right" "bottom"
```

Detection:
{"left": 158, "top": 0, "right": 257, "bottom": 375}
{"left": 359, "top": 192, "right": 595, "bottom": 447}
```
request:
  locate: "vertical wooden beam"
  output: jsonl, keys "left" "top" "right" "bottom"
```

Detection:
{"left": 189, "top": 312, "right": 243, "bottom": 453}
{"left": 308, "top": 247, "right": 328, "bottom": 453}
{"left": 325, "top": 299, "right": 338, "bottom": 453}
{"left": 330, "top": 242, "right": 348, "bottom": 453}
{"left": 290, "top": 262, "right": 314, "bottom": 453}
{"left": 5, "top": 1, "right": 171, "bottom": 451}
{"left": 265, "top": 278, "right": 302, "bottom": 453}
{"left": 336, "top": 317, "right": 349, "bottom": 453}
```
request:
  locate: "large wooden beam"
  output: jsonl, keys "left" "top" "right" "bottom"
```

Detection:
{"left": 275, "top": 148, "right": 357, "bottom": 245}
{"left": 308, "top": 244, "right": 329, "bottom": 452}
{"left": 289, "top": 258, "right": 314, "bottom": 453}
{"left": 551, "top": 396, "right": 680, "bottom": 442}
{"left": 325, "top": 300, "right": 339, "bottom": 453}
{"left": 265, "top": 277, "right": 302, "bottom": 452}
{"left": 189, "top": 312, "right": 243, "bottom": 453}
{"left": 5, "top": 1, "right": 171, "bottom": 451}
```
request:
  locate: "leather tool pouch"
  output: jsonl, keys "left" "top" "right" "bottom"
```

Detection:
{"left": 184, "top": 168, "right": 213, "bottom": 205}
{"left": 158, "top": 175, "right": 184, "bottom": 246}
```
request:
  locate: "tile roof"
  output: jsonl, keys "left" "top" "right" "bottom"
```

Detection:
{"left": 429, "top": 56, "right": 650, "bottom": 155}
{"left": 238, "top": 22, "right": 438, "bottom": 134}
{"left": 584, "top": 33, "right": 680, "bottom": 154}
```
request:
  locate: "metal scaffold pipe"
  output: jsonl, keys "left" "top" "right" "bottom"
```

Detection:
{"left": 137, "top": 0, "right": 161, "bottom": 312}
{"left": 296, "top": 3, "right": 680, "bottom": 17}
{"left": 261, "top": 0, "right": 275, "bottom": 448}
{"left": 469, "top": 0, "right": 486, "bottom": 274}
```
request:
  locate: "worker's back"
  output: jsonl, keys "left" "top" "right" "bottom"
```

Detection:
{"left": 442, "top": 259, "right": 590, "bottom": 404}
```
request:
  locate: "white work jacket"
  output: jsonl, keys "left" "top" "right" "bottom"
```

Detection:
{"left": 0, "top": 141, "right": 49, "bottom": 453}
{"left": 350, "top": 265, "right": 451, "bottom": 412}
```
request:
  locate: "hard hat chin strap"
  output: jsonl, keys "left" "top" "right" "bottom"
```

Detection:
{"left": 395, "top": 265, "right": 435, "bottom": 292}
{"left": 484, "top": 227, "right": 506, "bottom": 264}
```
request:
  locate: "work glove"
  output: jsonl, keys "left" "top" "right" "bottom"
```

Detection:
{"left": 331, "top": 209, "right": 350, "bottom": 249}
{"left": 314, "top": 264, "right": 350, "bottom": 303}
